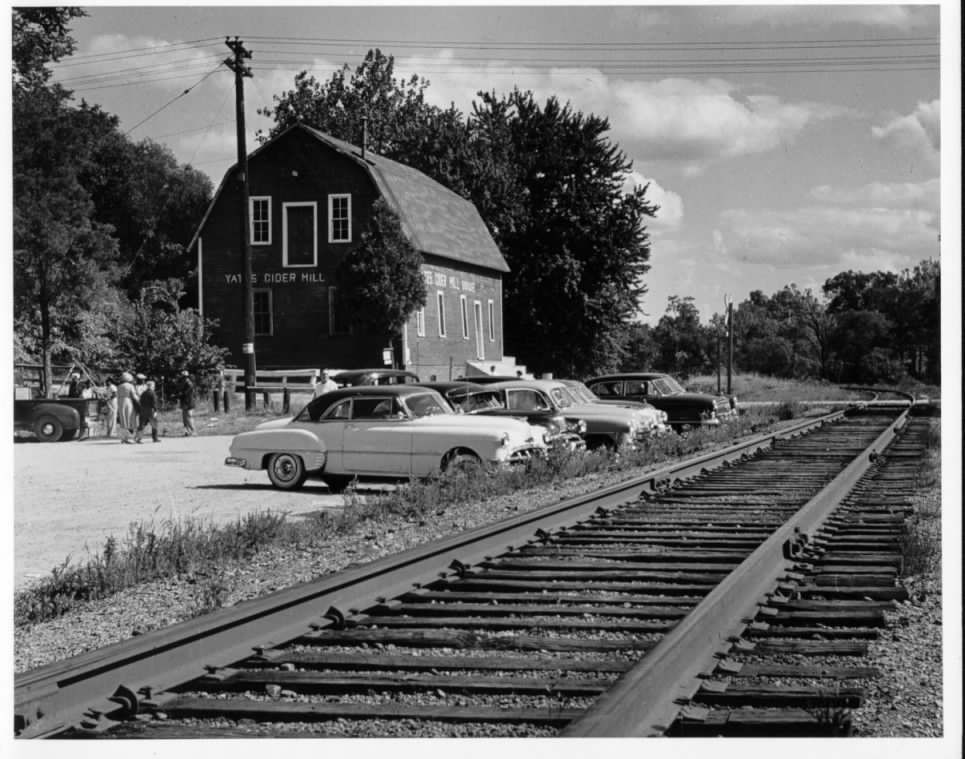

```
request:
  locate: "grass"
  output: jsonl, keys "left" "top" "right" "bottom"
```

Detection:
{"left": 686, "top": 373, "right": 872, "bottom": 402}
{"left": 900, "top": 421, "right": 942, "bottom": 581}
{"left": 14, "top": 405, "right": 784, "bottom": 627}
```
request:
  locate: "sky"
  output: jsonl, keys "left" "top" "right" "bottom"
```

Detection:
{"left": 45, "top": 1, "right": 957, "bottom": 327}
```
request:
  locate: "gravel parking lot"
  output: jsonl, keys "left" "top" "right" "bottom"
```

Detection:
{"left": 13, "top": 434, "right": 357, "bottom": 589}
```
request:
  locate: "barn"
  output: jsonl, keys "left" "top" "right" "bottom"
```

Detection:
{"left": 190, "top": 123, "right": 526, "bottom": 380}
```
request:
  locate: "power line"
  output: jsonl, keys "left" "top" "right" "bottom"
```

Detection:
{"left": 123, "top": 63, "right": 223, "bottom": 136}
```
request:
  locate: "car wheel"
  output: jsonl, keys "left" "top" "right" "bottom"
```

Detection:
{"left": 266, "top": 452, "right": 307, "bottom": 490}
{"left": 322, "top": 474, "right": 353, "bottom": 493}
{"left": 33, "top": 416, "right": 64, "bottom": 442}
{"left": 442, "top": 449, "right": 483, "bottom": 475}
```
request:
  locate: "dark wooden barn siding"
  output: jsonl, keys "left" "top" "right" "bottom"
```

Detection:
{"left": 201, "top": 130, "right": 383, "bottom": 368}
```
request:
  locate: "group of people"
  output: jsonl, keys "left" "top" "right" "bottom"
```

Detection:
{"left": 103, "top": 370, "right": 196, "bottom": 443}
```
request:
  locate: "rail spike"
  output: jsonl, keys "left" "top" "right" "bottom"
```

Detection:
{"left": 323, "top": 606, "right": 347, "bottom": 629}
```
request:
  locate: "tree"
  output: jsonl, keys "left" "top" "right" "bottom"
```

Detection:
{"left": 651, "top": 296, "right": 710, "bottom": 377}
{"left": 464, "top": 90, "right": 655, "bottom": 377}
{"left": 114, "top": 280, "right": 229, "bottom": 397}
{"left": 14, "top": 81, "right": 122, "bottom": 395}
{"left": 12, "top": 7, "right": 86, "bottom": 89}
{"left": 334, "top": 199, "right": 427, "bottom": 364}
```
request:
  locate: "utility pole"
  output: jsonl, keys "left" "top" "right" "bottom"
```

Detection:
{"left": 224, "top": 37, "right": 256, "bottom": 410}
{"left": 726, "top": 297, "right": 734, "bottom": 397}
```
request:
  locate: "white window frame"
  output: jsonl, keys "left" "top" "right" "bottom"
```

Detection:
{"left": 253, "top": 287, "right": 273, "bottom": 336}
{"left": 436, "top": 290, "right": 447, "bottom": 337}
{"left": 328, "top": 193, "right": 352, "bottom": 243}
{"left": 415, "top": 306, "right": 426, "bottom": 337}
{"left": 459, "top": 295, "right": 470, "bottom": 340}
{"left": 249, "top": 196, "right": 271, "bottom": 245}
{"left": 487, "top": 299, "right": 496, "bottom": 342}
{"left": 282, "top": 201, "right": 318, "bottom": 268}
{"left": 473, "top": 300, "right": 484, "bottom": 360}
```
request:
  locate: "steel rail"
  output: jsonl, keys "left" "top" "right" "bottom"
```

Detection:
{"left": 15, "top": 409, "right": 849, "bottom": 738}
{"left": 562, "top": 405, "right": 911, "bottom": 737}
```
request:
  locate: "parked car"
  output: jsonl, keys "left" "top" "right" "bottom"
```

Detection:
{"left": 585, "top": 373, "right": 736, "bottom": 430}
{"left": 559, "top": 378, "right": 670, "bottom": 418}
{"left": 417, "top": 381, "right": 586, "bottom": 452}
{"left": 225, "top": 385, "right": 547, "bottom": 491}
{"left": 332, "top": 369, "right": 421, "bottom": 387}
{"left": 483, "top": 379, "right": 666, "bottom": 450}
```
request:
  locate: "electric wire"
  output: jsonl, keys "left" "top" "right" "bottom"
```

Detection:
{"left": 123, "top": 63, "right": 224, "bottom": 136}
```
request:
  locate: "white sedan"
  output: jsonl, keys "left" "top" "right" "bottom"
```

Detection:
{"left": 226, "top": 385, "right": 547, "bottom": 491}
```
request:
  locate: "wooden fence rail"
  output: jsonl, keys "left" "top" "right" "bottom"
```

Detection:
{"left": 219, "top": 368, "right": 320, "bottom": 414}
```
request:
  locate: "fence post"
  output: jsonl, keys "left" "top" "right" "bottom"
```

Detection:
{"left": 212, "top": 389, "right": 221, "bottom": 411}
{"left": 283, "top": 388, "right": 290, "bottom": 414}
{"left": 223, "top": 390, "right": 231, "bottom": 413}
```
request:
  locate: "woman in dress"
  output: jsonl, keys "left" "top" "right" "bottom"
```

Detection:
{"left": 116, "top": 372, "right": 139, "bottom": 444}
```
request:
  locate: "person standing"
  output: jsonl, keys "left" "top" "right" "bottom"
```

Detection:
{"left": 312, "top": 369, "right": 338, "bottom": 398}
{"left": 135, "top": 380, "right": 160, "bottom": 443}
{"left": 134, "top": 372, "right": 147, "bottom": 398}
{"left": 116, "top": 372, "right": 139, "bottom": 444}
{"left": 67, "top": 372, "right": 82, "bottom": 398}
{"left": 179, "top": 370, "right": 196, "bottom": 436}
{"left": 103, "top": 378, "right": 118, "bottom": 438}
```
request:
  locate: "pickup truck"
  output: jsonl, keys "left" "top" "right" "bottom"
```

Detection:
{"left": 13, "top": 396, "right": 100, "bottom": 442}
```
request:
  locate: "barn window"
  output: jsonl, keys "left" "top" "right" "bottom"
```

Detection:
{"left": 253, "top": 288, "right": 273, "bottom": 335}
{"left": 487, "top": 299, "right": 496, "bottom": 342}
{"left": 436, "top": 291, "right": 447, "bottom": 337}
{"left": 460, "top": 295, "right": 469, "bottom": 339}
{"left": 328, "top": 194, "right": 351, "bottom": 243}
{"left": 283, "top": 202, "right": 317, "bottom": 267}
{"left": 250, "top": 196, "right": 271, "bottom": 245}
{"left": 416, "top": 306, "right": 426, "bottom": 337}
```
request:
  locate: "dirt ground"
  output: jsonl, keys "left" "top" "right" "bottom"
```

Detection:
{"left": 12, "top": 433, "right": 362, "bottom": 589}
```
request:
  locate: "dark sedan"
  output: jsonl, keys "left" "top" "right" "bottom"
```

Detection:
{"left": 586, "top": 373, "right": 736, "bottom": 430}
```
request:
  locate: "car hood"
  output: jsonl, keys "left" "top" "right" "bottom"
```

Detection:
{"left": 407, "top": 413, "right": 540, "bottom": 439}
{"left": 649, "top": 392, "right": 717, "bottom": 409}
{"left": 256, "top": 417, "right": 294, "bottom": 430}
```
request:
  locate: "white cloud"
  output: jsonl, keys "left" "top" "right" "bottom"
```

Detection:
{"left": 623, "top": 171, "right": 684, "bottom": 228}
{"left": 872, "top": 100, "right": 940, "bottom": 172}
{"left": 396, "top": 52, "right": 844, "bottom": 171}
{"left": 810, "top": 178, "right": 940, "bottom": 212}
{"left": 715, "top": 5, "right": 937, "bottom": 29}
{"left": 715, "top": 205, "right": 939, "bottom": 270}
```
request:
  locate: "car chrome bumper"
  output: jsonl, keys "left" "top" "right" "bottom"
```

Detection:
{"left": 225, "top": 456, "right": 247, "bottom": 468}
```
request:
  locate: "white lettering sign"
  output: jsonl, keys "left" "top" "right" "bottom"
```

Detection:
{"left": 222, "top": 272, "right": 327, "bottom": 285}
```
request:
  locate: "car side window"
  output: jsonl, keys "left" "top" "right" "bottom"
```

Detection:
{"left": 320, "top": 399, "right": 352, "bottom": 420}
{"left": 626, "top": 380, "right": 648, "bottom": 396}
{"left": 351, "top": 396, "right": 396, "bottom": 419}
{"left": 592, "top": 381, "right": 620, "bottom": 397}
{"left": 507, "top": 389, "right": 548, "bottom": 412}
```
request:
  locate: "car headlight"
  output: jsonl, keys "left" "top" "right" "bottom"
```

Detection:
{"left": 659, "top": 410, "right": 668, "bottom": 423}
{"left": 500, "top": 432, "right": 511, "bottom": 446}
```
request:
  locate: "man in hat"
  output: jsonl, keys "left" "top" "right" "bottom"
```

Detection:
{"left": 134, "top": 372, "right": 147, "bottom": 398}
{"left": 178, "top": 370, "right": 196, "bottom": 436}
{"left": 67, "top": 372, "right": 83, "bottom": 398}
{"left": 134, "top": 380, "right": 160, "bottom": 443}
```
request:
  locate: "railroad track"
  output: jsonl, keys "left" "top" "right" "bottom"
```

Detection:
{"left": 15, "top": 403, "right": 937, "bottom": 738}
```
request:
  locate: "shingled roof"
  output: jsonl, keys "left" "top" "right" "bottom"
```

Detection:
{"left": 300, "top": 126, "right": 508, "bottom": 273}
{"left": 190, "top": 124, "right": 509, "bottom": 274}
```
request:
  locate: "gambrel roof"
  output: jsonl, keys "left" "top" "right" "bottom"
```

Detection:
{"left": 191, "top": 123, "right": 509, "bottom": 274}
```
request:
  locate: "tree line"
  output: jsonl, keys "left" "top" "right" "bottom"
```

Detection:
{"left": 623, "top": 260, "right": 940, "bottom": 386}
{"left": 12, "top": 9, "right": 940, "bottom": 397}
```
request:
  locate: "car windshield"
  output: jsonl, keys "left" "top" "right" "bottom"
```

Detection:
{"left": 653, "top": 376, "right": 684, "bottom": 394}
{"left": 565, "top": 381, "right": 597, "bottom": 402}
{"left": 550, "top": 387, "right": 574, "bottom": 408}
{"left": 402, "top": 392, "right": 450, "bottom": 418}
{"left": 450, "top": 390, "right": 503, "bottom": 413}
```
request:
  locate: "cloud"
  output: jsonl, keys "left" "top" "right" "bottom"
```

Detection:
{"left": 623, "top": 171, "right": 684, "bottom": 228}
{"left": 713, "top": 5, "right": 937, "bottom": 29}
{"left": 714, "top": 205, "right": 939, "bottom": 270}
{"left": 872, "top": 100, "right": 940, "bottom": 172}
{"left": 810, "top": 178, "right": 940, "bottom": 212}
{"left": 396, "top": 52, "right": 844, "bottom": 171}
